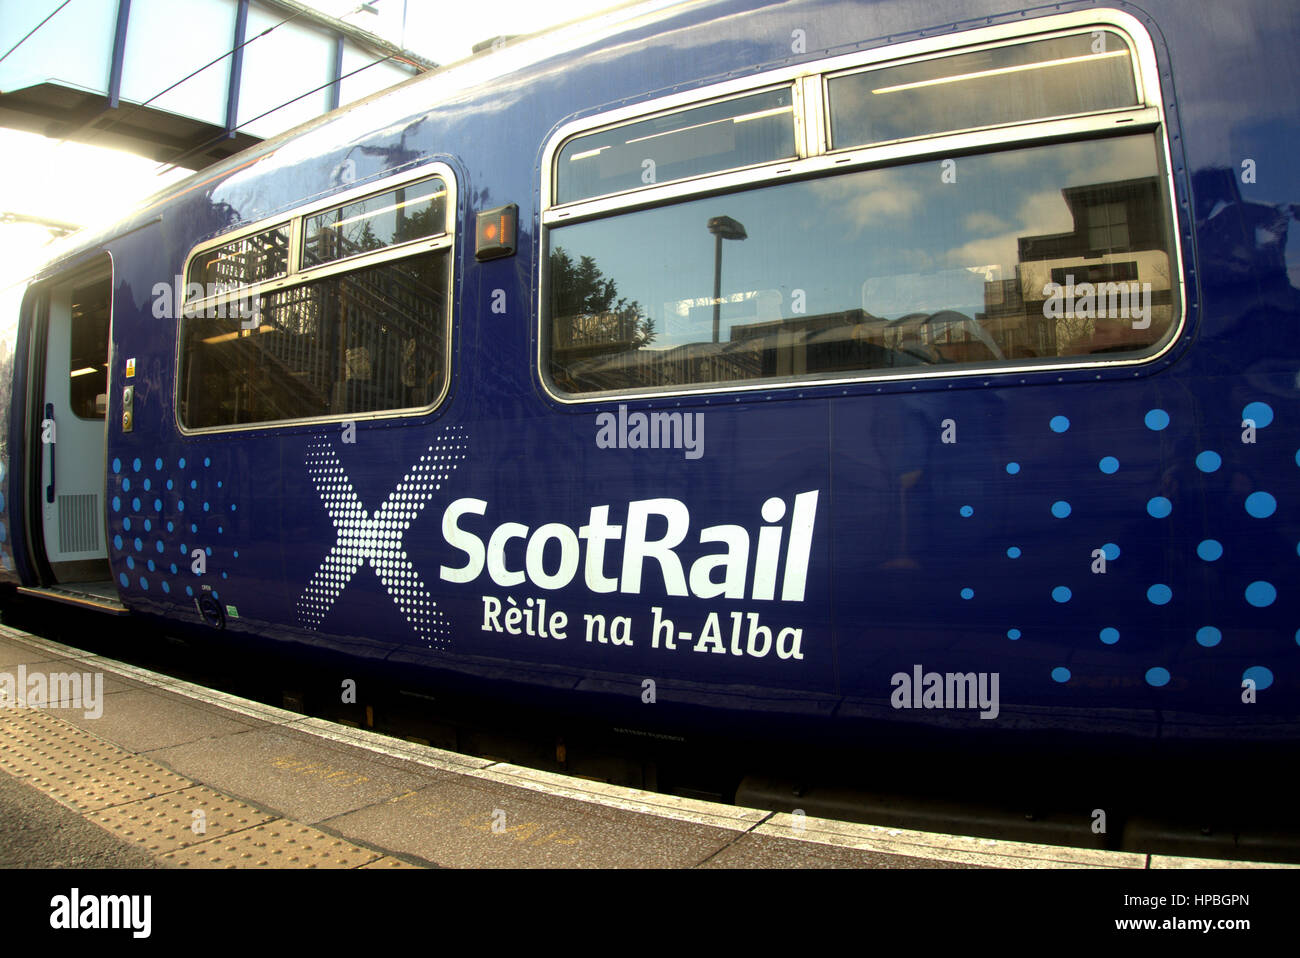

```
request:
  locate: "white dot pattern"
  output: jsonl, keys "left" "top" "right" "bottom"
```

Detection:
{"left": 296, "top": 426, "right": 468, "bottom": 648}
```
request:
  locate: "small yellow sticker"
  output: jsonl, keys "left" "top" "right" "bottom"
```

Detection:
{"left": 125, "top": 358, "right": 136, "bottom": 378}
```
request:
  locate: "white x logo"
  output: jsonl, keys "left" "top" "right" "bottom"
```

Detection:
{"left": 296, "top": 428, "right": 467, "bottom": 646}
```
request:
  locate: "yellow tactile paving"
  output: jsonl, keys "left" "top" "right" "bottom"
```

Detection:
{"left": 92, "top": 784, "right": 277, "bottom": 855}
{"left": 0, "top": 708, "right": 131, "bottom": 768}
{"left": 0, "top": 705, "right": 417, "bottom": 868}
{"left": 15, "top": 754, "right": 194, "bottom": 813}
{"left": 159, "top": 821, "right": 384, "bottom": 868}
{"left": 0, "top": 709, "right": 193, "bottom": 811}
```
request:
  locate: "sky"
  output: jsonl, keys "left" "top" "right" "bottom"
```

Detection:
{"left": 0, "top": 0, "right": 625, "bottom": 296}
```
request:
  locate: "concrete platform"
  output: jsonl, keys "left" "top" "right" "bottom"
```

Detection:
{"left": 0, "top": 623, "right": 1290, "bottom": 869}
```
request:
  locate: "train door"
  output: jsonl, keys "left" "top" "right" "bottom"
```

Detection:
{"left": 18, "top": 257, "right": 123, "bottom": 611}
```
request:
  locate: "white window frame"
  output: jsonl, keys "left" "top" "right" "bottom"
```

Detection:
{"left": 537, "top": 8, "right": 1185, "bottom": 404}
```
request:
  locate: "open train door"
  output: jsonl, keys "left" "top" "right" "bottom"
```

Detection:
{"left": 18, "top": 254, "right": 126, "bottom": 613}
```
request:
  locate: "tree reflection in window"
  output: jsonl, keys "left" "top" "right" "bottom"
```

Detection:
{"left": 549, "top": 247, "right": 656, "bottom": 390}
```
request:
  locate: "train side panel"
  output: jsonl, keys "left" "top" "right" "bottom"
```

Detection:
{"left": 2, "top": 0, "right": 1296, "bottom": 747}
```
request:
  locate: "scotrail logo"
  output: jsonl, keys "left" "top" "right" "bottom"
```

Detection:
{"left": 0, "top": 666, "right": 104, "bottom": 718}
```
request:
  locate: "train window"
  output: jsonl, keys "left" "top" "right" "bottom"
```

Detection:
{"left": 827, "top": 31, "right": 1138, "bottom": 148}
{"left": 178, "top": 163, "right": 456, "bottom": 432}
{"left": 186, "top": 224, "right": 290, "bottom": 295}
{"left": 555, "top": 88, "right": 797, "bottom": 205}
{"left": 178, "top": 252, "right": 448, "bottom": 429}
{"left": 542, "top": 14, "right": 1181, "bottom": 400}
{"left": 302, "top": 176, "right": 448, "bottom": 268}
{"left": 68, "top": 280, "right": 111, "bottom": 420}
{"left": 546, "top": 133, "right": 1177, "bottom": 394}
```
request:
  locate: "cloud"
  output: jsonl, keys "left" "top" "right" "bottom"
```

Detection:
{"left": 807, "top": 177, "right": 924, "bottom": 235}
{"left": 963, "top": 211, "right": 1012, "bottom": 234}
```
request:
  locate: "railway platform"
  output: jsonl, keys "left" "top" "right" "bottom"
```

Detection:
{"left": 0, "top": 623, "right": 1289, "bottom": 870}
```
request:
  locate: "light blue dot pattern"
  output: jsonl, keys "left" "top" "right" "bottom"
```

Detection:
{"left": 960, "top": 505, "right": 973, "bottom": 517}
{"left": 961, "top": 587, "right": 974, "bottom": 599}
{"left": 1147, "top": 497, "right": 1171, "bottom": 518}
{"left": 1242, "top": 401, "right": 1274, "bottom": 428}
{"left": 1146, "top": 667, "right": 1171, "bottom": 687}
{"left": 1245, "top": 581, "right": 1276, "bottom": 607}
{"left": 1007, "top": 629, "right": 1021, "bottom": 640}
{"left": 1100, "top": 627, "right": 1120, "bottom": 645}
{"left": 1245, "top": 491, "right": 1276, "bottom": 518}
{"left": 1099, "top": 456, "right": 1119, "bottom": 474}
{"left": 1243, "top": 666, "right": 1274, "bottom": 690}
{"left": 1144, "top": 408, "right": 1170, "bottom": 430}
{"left": 1050, "top": 416, "right": 1069, "bottom": 433}
{"left": 1051, "top": 500, "right": 1072, "bottom": 518}
{"left": 1196, "top": 626, "right": 1222, "bottom": 647}
{"left": 1006, "top": 462, "right": 1020, "bottom": 475}
{"left": 1007, "top": 546, "right": 1021, "bottom": 558}
{"left": 1196, "top": 451, "right": 1221, "bottom": 473}
{"left": 1196, "top": 539, "right": 1223, "bottom": 561}
{"left": 1052, "top": 586, "right": 1071, "bottom": 603}
{"left": 1101, "top": 542, "right": 1120, "bottom": 560}
{"left": 1051, "top": 667, "right": 1071, "bottom": 683}
{"left": 1148, "top": 584, "right": 1172, "bottom": 605}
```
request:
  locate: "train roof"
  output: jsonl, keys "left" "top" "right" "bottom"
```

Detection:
{"left": 25, "top": 0, "right": 703, "bottom": 281}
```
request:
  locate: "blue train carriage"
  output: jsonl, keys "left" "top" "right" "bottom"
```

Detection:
{"left": 1, "top": 0, "right": 1297, "bottom": 750}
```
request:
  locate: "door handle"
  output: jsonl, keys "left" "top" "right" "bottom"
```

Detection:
{"left": 44, "top": 402, "right": 55, "bottom": 504}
